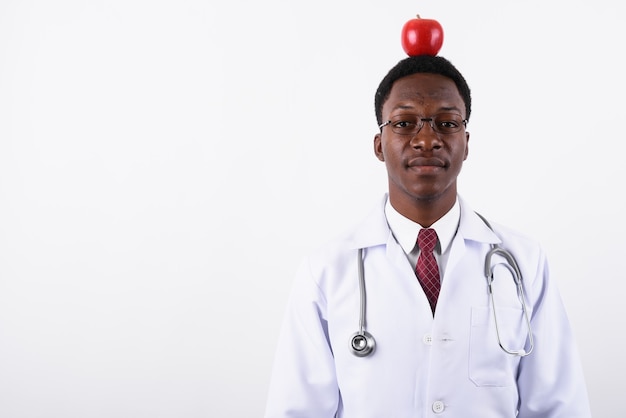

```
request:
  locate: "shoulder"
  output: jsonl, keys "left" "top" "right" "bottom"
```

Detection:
{"left": 459, "top": 198, "right": 547, "bottom": 273}
{"left": 489, "top": 220, "right": 540, "bottom": 246}
{"left": 486, "top": 219, "right": 544, "bottom": 255}
{"left": 298, "top": 197, "right": 391, "bottom": 286}
{"left": 305, "top": 195, "right": 390, "bottom": 265}
{"left": 302, "top": 225, "right": 361, "bottom": 277}
{"left": 460, "top": 198, "right": 543, "bottom": 251}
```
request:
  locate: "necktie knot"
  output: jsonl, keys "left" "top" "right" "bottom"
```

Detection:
{"left": 418, "top": 228, "right": 438, "bottom": 253}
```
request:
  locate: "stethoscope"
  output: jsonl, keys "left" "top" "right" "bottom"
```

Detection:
{"left": 349, "top": 214, "right": 535, "bottom": 358}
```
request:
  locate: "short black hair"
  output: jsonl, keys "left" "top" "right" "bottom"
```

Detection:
{"left": 374, "top": 55, "right": 472, "bottom": 126}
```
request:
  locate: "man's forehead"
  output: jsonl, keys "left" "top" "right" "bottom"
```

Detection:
{"left": 387, "top": 79, "right": 462, "bottom": 104}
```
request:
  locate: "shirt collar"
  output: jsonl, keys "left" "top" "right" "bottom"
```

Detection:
{"left": 384, "top": 197, "right": 460, "bottom": 255}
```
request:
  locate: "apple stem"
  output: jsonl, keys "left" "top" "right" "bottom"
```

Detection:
{"left": 416, "top": 14, "right": 421, "bottom": 19}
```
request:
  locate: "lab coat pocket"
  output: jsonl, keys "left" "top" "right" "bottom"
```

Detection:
{"left": 469, "top": 306, "right": 525, "bottom": 387}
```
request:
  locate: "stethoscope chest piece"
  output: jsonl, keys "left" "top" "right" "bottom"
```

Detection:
{"left": 349, "top": 330, "right": 375, "bottom": 357}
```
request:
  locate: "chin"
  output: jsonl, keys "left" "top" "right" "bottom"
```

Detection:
{"left": 409, "top": 185, "right": 456, "bottom": 204}
{"left": 413, "top": 193, "right": 441, "bottom": 203}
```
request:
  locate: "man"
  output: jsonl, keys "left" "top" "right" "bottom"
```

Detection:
{"left": 265, "top": 55, "right": 591, "bottom": 417}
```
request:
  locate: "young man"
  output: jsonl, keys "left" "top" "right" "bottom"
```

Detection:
{"left": 265, "top": 55, "right": 591, "bottom": 417}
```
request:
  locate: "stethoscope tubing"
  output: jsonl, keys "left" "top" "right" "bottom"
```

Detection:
{"left": 349, "top": 248, "right": 376, "bottom": 357}
{"left": 350, "top": 214, "right": 534, "bottom": 358}
{"left": 479, "top": 214, "right": 534, "bottom": 357}
{"left": 485, "top": 248, "right": 534, "bottom": 357}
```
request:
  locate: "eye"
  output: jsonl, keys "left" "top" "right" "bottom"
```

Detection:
{"left": 437, "top": 120, "right": 460, "bottom": 129}
{"left": 390, "top": 116, "right": 419, "bottom": 134}
{"left": 392, "top": 120, "right": 416, "bottom": 129}
{"left": 434, "top": 114, "right": 464, "bottom": 133}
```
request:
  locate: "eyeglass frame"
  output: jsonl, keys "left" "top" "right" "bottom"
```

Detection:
{"left": 378, "top": 113, "right": 468, "bottom": 135}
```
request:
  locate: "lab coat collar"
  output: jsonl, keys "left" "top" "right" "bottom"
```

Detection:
{"left": 347, "top": 194, "right": 501, "bottom": 250}
{"left": 456, "top": 195, "right": 502, "bottom": 246}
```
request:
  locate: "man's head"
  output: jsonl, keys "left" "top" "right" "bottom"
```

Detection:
{"left": 374, "top": 55, "right": 471, "bottom": 127}
{"left": 373, "top": 56, "right": 472, "bottom": 225}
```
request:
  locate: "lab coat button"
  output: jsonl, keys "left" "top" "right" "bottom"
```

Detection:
{"left": 432, "top": 400, "right": 445, "bottom": 413}
{"left": 423, "top": 334, "right": 433, "bottom": 345}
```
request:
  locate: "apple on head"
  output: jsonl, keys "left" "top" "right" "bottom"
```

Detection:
{"left": 401, "top": 15, "right": 444, "bottom": 57}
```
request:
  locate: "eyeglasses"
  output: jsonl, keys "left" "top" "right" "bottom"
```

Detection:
{"left": 379, "top": 113, "right": 467, "bottom": 135}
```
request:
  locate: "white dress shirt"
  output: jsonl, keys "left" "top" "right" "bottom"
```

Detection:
{"left": 385, "top": 197, "right": 460, "bottom": 280}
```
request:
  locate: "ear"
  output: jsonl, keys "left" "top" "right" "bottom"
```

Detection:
{"left": 374, "top": 133, "right": 385, "bottom": 161}
{"left": 463, "top": 131, "right": 470, "bottom": 160}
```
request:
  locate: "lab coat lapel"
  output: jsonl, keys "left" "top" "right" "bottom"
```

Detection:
{"left": 444, "top": 197, "right": 502, "bottom": 280}
{"left": 348, "top": 195, "right": 392, "bottom": 250}
{"left": 348, "top": 195, "right": 431, "bottom": 310}
{"left": 347, "top": 195, "right": 418, "bottom": 276}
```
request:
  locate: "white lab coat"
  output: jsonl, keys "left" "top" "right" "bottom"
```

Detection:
{"left": 265, "top": 195, "right": 591, "bottom": 418}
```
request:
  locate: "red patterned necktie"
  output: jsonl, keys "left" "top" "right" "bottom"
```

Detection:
{"left": 416, "top": 228, "right": 441, "bottom": 314}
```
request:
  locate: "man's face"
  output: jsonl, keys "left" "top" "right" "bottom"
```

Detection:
{"left": 374, "top": 73, "right": 470, "bottom": 212}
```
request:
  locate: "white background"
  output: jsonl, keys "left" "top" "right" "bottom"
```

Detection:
{"left": 0, "top": 0, "right": 623, "bottom": 416}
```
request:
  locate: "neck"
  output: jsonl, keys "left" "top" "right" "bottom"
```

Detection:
{"left": 388, "top": 192, "right": 456, "bottom": 228}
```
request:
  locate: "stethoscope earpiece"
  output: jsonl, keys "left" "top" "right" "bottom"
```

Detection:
{"left": 349, "top": 331, "right": 376, "bottom": 357}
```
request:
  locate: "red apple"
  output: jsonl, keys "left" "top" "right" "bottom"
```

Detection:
{"left": 401, "top": 15, "right": 444, "bottom": 57}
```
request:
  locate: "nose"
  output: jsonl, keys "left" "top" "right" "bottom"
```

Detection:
{"left": 409, "top": 119, "right": 442, "bottom": 150}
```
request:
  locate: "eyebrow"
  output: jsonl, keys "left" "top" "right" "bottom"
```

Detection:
{"left": 390, "top": 104, "right": 463, "bottom": 113}
{"left": 438, "top": 106, "right": 463, "bottom": 113}
{"left": 392, "top": 104, "right": 416, "bottom": 111}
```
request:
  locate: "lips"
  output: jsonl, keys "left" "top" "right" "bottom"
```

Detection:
{"left": 407, "top": 157, "right": 446, "bottom": 168}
